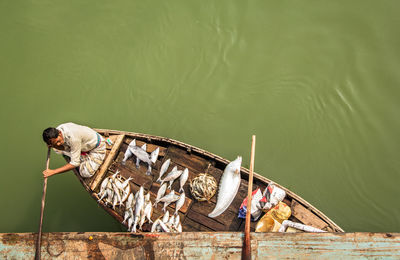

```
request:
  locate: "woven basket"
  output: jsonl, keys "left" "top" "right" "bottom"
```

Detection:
{"left": 189, "top": 173, "right": 217, "bottom": 202}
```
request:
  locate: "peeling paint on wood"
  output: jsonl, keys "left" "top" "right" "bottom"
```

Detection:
{"left": 1, "top": 232, "right": 399, "bottom": 259}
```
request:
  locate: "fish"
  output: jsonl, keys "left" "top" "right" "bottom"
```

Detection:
{"left": 144, "top": 202, "right": 153, "bottom": 224}
{"left": 154, "top": 183, "right": 167, "bottom": 207}
{"left": 128, "top": 141, "right": 156, "bottom": 175}
{"left": 126, "top": 193, "right": 134, "bottom": 209}
{"left": 157, "top": 159, "right": 171, "bottom": 183}
{"left": 176, "top": 223, "right": 182, "bottom": 232}
{"left": 158, "top": 220, "right": 170, "bottom": 232}
{"left": 160, "top": 191, "right": 180, "bottom": 212}
{"left": 161, "top": 166, "right": 182, "bottom": 186}
{"left": 151, "top": 219, "right": 161, "bottom": 232}
{"left": 111, "top": 183, "right": 123, "bottom": 205}
{"left": 121, "top": 177, "right": 133, "bottom": 189}
{"left": 208, "top": 156, "right": 242, "bottom": 218}
{"left": 174, "top": 192, "right": 185, "bottom": 216}
{"left": 122, "top": 140, "right": 136, "bottom": 165}
{"left": 179, "top": 168, "right": 189, "bottom": 193}
{"left": 174, "top": 214, "right": 180, "bottom": 228}
{"left": 112, "top": 194, "right": 118, "bottom": 210}
{"left": 128, "top": 217, "right": 134, "bottom": 231}
{"left": 168, "top": 215, "right": 175, "bottom": 227}
{"left": 132, "top": 187, "right": 144, "bottom": 233}
{"left": 99, "top": 177, "right": 109, "bottom": 195}
{"left": 122, "top": 210, "right": 130, "bottom": 224}
{"left": 162, "top": 211, "right": 170, "bottom": 223}
{"left": 121, "top": 185, "right": 131, "bottom": 203}
{"left": 150, "top": 147, "right": 159, "bottom": 164}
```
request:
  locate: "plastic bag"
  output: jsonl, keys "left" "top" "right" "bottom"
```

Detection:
{"left": 238, "top": 188, "right": 264, "bottom": 221}
{"left": 255, "top": 202, "right": 291, "bottom": 232}
{"left": 260, "top": 182, "right": 286, "bottom": 211}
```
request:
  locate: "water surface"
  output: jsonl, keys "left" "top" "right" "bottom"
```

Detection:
{"left": 0, "top": 0, "right": 399, "bottom": 232}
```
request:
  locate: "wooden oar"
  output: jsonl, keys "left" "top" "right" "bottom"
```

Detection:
{"left": 35, "top": 147, "right": 51, "bottom": 260}
{"left": 242, "top": 135, "right": 256, "bottom": 260}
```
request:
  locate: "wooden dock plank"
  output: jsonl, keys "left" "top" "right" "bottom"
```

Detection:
{"left": 2, "top": 232, "right": 399, "bottom": 259}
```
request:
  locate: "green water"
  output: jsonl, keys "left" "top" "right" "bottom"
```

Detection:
{"left": 1, "top": 0, "right": 399, "bottom": 233}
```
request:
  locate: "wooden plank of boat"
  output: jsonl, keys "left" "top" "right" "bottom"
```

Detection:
{"left": 2, "top": 232, "right": 399, "bottom": 259}
{"left": 67, "top": 129, "right": 344, "bottom": 233}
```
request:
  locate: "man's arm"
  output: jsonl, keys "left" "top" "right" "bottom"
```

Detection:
{"left": 43, "top": 163, "right": 76, "bottom": 178}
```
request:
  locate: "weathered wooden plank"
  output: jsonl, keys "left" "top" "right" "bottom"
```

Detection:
{"left": 291, "top": 200, "right": 328, "bottom": 230}
{"left": 90, "top": 134, "right": 125, "bottom": 191}
{"left": 183, "top": 218, "right": 214, "bottom": 232}
{"left": 2, "top": 232, "right": 399, "bottom": 259}
{"left": 165, "top": 145, "right": 209, "bottom": 174}
{"left": 186, "top": 210, "right": 226, "bottom": 231}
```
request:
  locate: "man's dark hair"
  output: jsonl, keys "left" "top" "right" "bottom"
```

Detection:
{"left": 42, "top": 127, "right": 59, "bottom": 145}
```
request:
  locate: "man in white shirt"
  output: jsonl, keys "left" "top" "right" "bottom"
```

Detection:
{"left": 42, "top": 122, "right": 106, "bottom": 178}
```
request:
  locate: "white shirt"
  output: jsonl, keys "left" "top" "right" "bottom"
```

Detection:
{"left": 53, "top": 122, "right": 99, "bottom": 166}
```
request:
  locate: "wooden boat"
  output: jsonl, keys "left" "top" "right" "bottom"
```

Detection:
{"left": 69, "top": 129, "right": 344, "bottom": 233}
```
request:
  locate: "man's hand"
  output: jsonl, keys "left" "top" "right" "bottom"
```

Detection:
{"left": 43, "top": 169, "right": 56, "bottom": 178}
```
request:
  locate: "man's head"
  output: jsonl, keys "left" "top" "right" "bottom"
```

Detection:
{"left": 42, "top": 127, "right": 64, "bottom": 147}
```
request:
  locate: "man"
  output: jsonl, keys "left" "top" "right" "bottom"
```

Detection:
{"left": 42, "top": 122, "right": 106, "bottom": 178}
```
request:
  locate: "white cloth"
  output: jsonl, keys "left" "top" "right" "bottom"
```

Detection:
{"left": 52, "top": 122, "right": 106, "bottom": 178}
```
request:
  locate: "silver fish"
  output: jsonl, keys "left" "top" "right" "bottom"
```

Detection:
{"left": 174, "top": 192, "right": 185, "bottom": 216}
{"left": 168, "top": 215, "right": 175, "bottom": 227}
{"left": 160, "top": 191, "right": 180, "bottom": 212}
{"left": 121, "top": 177, "right": 133, "bottom": 189}
{"left": 121, "top": 185, "right": 131, "bottom": 203}
{"left": 151, "top": 219, "right": 161, "bottom": 232}
{"left": 176, "top": 223, "right": 182, "bottom": 232}
{"left": 128, "top": 216, "right": 134, "bottom": 231}
{"left": 111, "top": 183, "right": 123, "bottom": 205}
{"left": 112, "top": 194, "right": 118, "bottom": 210}
{"left": 122, "top": 140, "right": 136, "bottom": 165}
{"left": 129, "top": 144, "right": 153, "bottom": 175}
{"left": 162, "top": 211, "right": 170, "bottom": 223}
{"left": 122, "top": 210, "right": 130, "bottom": 224}
{"left": 174, "top": 214, "right": 180, "bottom": 228}
{"left": 158, "top": 219, "right": 170, "bottom": 232}
{"left": 157, "top": 159, "right": 171, "bottom": 183}
{"left": 150, "top": 147, "right": 159, "bottom": 164}
{"left": 161, "top": 167, "right": 182, "bottom": 186}
{"left": 99, "top": 177, "right": 109, "bottom": 195}
{"left": 126, "top": 193, "right": 134, "bottom": 209}
{"left": 179, "top": 168, "right": 189, "bottom": 193}
{"left": 208, "top": 156, "right": 242, "bottom": 218}
{"left": 144, "top": 202, "right": 153, "bottom": 224}
{"left": 132, "top": 187, "right": 145, "bottom": 232}
{"left": 144, "top": 192, "right": 151, "bottom": 204}
{"left": 154, "top": 183, "right": 167, "bottom": 207}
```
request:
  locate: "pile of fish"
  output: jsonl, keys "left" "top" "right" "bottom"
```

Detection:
{"left": 97, "top": 171, "right": 132, "bottom": 209}
{"left": 151, "top": 210, "right": 182, "bottom": 233}
{"left": 122, "top": 139, "right": 159, "bottom": 175}
{"left": 122, "top": 186, "right": 154, "bottom": 233}
{"left": 154, "top": 184, "right": 186, "bottom": 214}
{"left": 156, "top": 158, "right": 189, "bottom": 192}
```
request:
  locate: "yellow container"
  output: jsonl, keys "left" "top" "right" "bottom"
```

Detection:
{"left": 255, "top": 202, "right": 291, "bottom": 232}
